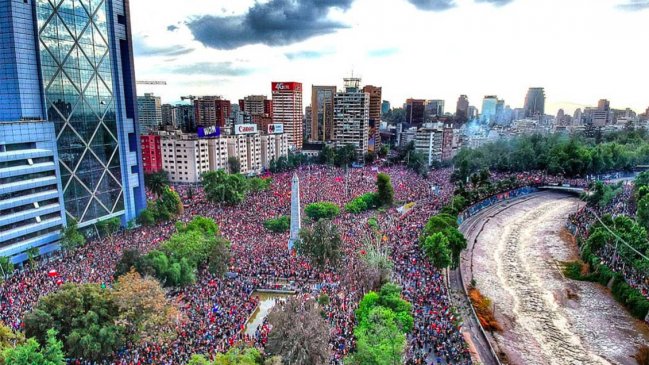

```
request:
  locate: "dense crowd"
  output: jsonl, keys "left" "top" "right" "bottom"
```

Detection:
{"left": 0, "top": 165, "right": 474, "bottom": 364}
{"left": 569, "top": 182, "right": 649, "bottom": 300}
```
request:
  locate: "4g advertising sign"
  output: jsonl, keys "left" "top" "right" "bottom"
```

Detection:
{"left": 268, "top": 124, "right": 284, "bottom": 134}
{"left": 234, "top": 124, "right": 258, "bottom": 135}
{"left": 272, "top": 82, "right": 302, "bottom": 92}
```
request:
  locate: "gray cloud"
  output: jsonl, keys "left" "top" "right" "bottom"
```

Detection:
{"left": 617, "top": 0, "right": 649, "bottom": 10}
{"left": 475, "top": 0, "right": 514, "bottom": 5}
{"left": 167, "top": 25, "right": 178, "bottom": 31}
{"left": 407, "top": 0, "right": 456, "bottom": 11}
{"left": 133, "top": 35, "right": 194, "bottom": 57}
{"left": 172, "top": 62, "right": 255, "bottom": 77}
{"left": 186, "top": 0, "right": 354, "bottom": 50}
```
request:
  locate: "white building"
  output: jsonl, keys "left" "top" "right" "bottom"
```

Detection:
{"left": 261, "top": 134, "right": 290, "bottom": 169}
{"left": 161, "top": 133, "right": 209, "bottom": 184}
{"left": 227, "top": 135, "right": 249, "bottom": 173}
{"left": 414, "top": 123, "right": 444, "bottom": 165}
{"left": 333, "top": 78, "right": 370, "bottom": 160}
{"left": 207, "top": 138, "right": 228, "bottom": 172}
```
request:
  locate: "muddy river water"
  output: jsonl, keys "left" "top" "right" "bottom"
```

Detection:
{"left": 465, "top": 192, "right": 649, "bottom": 365}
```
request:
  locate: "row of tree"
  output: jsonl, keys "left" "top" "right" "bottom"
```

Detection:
{"left": 452, "top": 130, "right": 649, "bottom": 180}
{"left": 202, "top": 170, "right": 272, "bottom": 206}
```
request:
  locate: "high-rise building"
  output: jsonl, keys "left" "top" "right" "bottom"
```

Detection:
{"left": 161, "top": 134, "right": 209, "bottom": 184}
{"left": 0, "top": 0, "right": 146, "bottom": 232}
{"left": 456, "top": 95, "right": 469, "bottom": 122}
{"left": 194, "top": 97, "right": 231, "bottom": 129}
{"left": 573, "top": 108, "right": 583, "bottom": 125}
{"left": 137, "top": 93, "right": 162, "bottom": 133}
{"left": 481, "top": 96, "right": 499, "bottom": 122}
{"left": 405, "top": 99, "right": 426, "bottom": 126}
{"left": 174, "top": 104, "right": 196, "bottom": 132}
{"left": 381, "top": 101, "right": 391, "bottom": 115}
{"left": 363, "top": 85, "right": 382, "bottom": 152}
{"left": 0, "top": 122, "right": 66, "bottom": 263}
{"left": 311, "top": 86, "right": 337, "bottom": 142}
{"left": 524, "top": 87, "right": 546, "bottom": 118}
{"left": 304, "top": 106, "right": 313, "bottom": 141}
{"left": 425, "top": 100, "right": 445, "bottom": 119}
{"left": 272, "top": 82, "right": 303, "bottom": 149}
{"left": 598, "top": 99, "right": 611, "bottom": 112}
{"left": 334, "top": 78, "right": 370, "bottom": 160}
{"left": 161, "top": 104, "right": 174, "bottom": 126}
{"left": 241, "top": 95, "right": 269, "bottom": 116}
{"left": 140, "top": 135, "right": 162, "bottom": 174}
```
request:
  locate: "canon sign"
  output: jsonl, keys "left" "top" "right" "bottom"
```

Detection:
{"left": 268, "top": 123, "right": 284, "bottom": 134}
{"left": 234, "top": 124, "right": 258, "bottom": 135}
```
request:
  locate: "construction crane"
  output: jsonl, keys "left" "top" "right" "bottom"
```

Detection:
{"left": 136, "top": 80, "right": 167, "bottom": 85}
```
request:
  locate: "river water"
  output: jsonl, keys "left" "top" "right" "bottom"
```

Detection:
{"left": 466, "top": 192, "right": 649, "bottom": 365}
{"left": 244, "top": 292, "right": 293, "bottom": 337}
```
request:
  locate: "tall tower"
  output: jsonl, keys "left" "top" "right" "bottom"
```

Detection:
{"left": 137, "top": 93, "right": 162, "bottom": 133}
{"left": 311, "top": 85, "right": 337, "bottom": 142}
{"left": 288, "top": 173, "right": 301, "bottom": 251}
{"left": 0, "top": 0, "right": 147, "bottom": 227}
{"left": 456, "top": 95, "right": 469, "bottom": 122}
{"left": 524, "top": 87, "right": 546, "bottom": 118}
{"left": 334, "top": 78, "right": 370, "bottom": 160}
{"left": 272, "top": 82, "right": 303, "bottom": 150}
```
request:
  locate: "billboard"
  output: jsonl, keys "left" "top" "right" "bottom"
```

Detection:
{"left": 268, "top": 123, "right": 284, "bottom": 134}
{"left": 198, "top": 126, "right": 220, "bottom": 138}
{"left": 272, "top": 82, "right": 302, "bottom": 92}
{"left": 234, "top": 124, "right": 258, "bottom": 135}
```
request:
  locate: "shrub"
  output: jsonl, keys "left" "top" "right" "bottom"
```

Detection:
{"left": 345, "top": 193, "right": 380, "bottom": 214}
{"left": 264, "top": 216, "right": 290, "bottom": 233}
{"left": 305, "top": 202, "right": 340, "bottom": 220}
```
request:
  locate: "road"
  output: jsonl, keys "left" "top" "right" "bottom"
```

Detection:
{"left": 452, "top": 191, "right": 649, "bottom": 365}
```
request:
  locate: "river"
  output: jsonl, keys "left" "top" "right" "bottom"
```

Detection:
{"left": 462, "top": 192, "right": 649, "bottom": 365}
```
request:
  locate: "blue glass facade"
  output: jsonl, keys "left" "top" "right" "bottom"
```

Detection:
{"left": 0, "top": 0, "right": 145, "bottom": 233}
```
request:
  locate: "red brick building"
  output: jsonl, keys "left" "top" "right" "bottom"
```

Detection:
{"left": 194, "top": 97, "right": 231, "bottom": 128}
{"left": 141, "top": 134, "right": 162, "bottom": 174}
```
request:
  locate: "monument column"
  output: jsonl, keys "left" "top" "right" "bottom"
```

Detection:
{"left": 288, "top": 173, "right": 301, "bottom": 251}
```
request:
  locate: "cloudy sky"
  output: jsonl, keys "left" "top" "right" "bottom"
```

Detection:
{"left": 131, "top": 0, "right": 649, "bottom": 115}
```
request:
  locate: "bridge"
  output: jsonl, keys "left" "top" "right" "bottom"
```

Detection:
{"left": 538, "top": 185, "right": 586, "bottom": 195}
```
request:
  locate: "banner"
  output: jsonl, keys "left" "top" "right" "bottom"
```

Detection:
{"left": 198, "top": 126, "right": 220, "bottom": 138}
{"left": 234, "top": 124, "right": 258, "bottom": 135}
{"left": 268, "top": 123, "right": 284, "bottom": 134}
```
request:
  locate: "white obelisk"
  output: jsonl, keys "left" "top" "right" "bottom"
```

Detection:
{"left": 288, "top": 173, "right": 301, "bottom": 251}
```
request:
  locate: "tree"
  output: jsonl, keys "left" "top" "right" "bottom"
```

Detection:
{"left": 96, "top": 217, "right": 121, "bottom": 238}
{"left": 176, "top": 216, "right": 220, "bottom": 237}
{"left": 24, "top": 284, "right": 123, "bottom": 361}
{"left": 144, "top": 171, "right": 170, "bottom": 197}
{"left": 0, "top": 257, "right": 14, "bottom": 281}
{"left": 345, "top": 306, "right": 406, "bottom": 365}
{"left": 228, "top": 157, "right": 241, "bottom": 174}
{"left": 26, "top": 247, "right": 39, "bottom": 267}
{"left": 295, "top": 220, "right": 343, "bottom": 270}
{"left": 59, "top": 219, "right": 85, "bottom": 251}
{"left": 334, "top": 145, "right": 357, "bottom": 167}
{"left": 248, "top": 177, "right": 272, "bottom": 193}
{"left": 263, "top": 216, "right": 290, "bottom": 233}
{"left": 376, "top": 173, "right": 394, "bottom": 207}
{"left": 637, "top": 194, "right": 649, "bottom": 230}
{"left": 266, "top": 298, "right": 329, "bottom": 365}
{"left": 161, "top": 230, "right": 217, "bottom": 268}
{"left": 442, "top": 227, "right": 467, "bottom": 269}
{"left": 114, "top": 249, "right": 142, "bottom": 278}
{"left": 208, "top": 237, "right": 232, "bottom": 277}
{"left": 136, "top": 208, "right": 156, "bottom": 226}
{"left": 2, "top": 329, "right": 64, "bottom": 365}
{"left": 136, "top": 250, "right": 195, "bottom": 287}
{"left": 364, "top": 152, "right": 377, "bottom": 164}
{"left": 112, "top": 270, "right": 178, "bottom": 344}
{"left": 155, "top": 186, "right": 184, "bottom": 219}
{"left": 203, "top": 170, "right": 249, "bottom": 205}
{"left": 187, "top": 354, "right": 212, "bottom": 365}
{"left": 304, "top": 202, "right": 340, "bottom": 221}
{"left": 214, "top": 346, "right": 263, "bottom": 365}
{"left": 422, "top": 233, "right": 452, "bottom": 269}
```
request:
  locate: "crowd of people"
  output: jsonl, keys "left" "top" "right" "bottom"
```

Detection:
{"left": 7, "top": 163, "right": 605, "bottom": 364}
{"left": 569, "top": 181, "right": 649, "bottom": 301}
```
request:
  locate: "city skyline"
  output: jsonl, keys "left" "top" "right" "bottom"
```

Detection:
{"left": 132, "top": 0, "right": 649, "bottom": 114}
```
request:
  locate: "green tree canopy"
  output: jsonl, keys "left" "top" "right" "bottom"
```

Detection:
{"left": 144, "top": 171, "right": 170, "bottom": 197}
{"left": 263, "top": 216, "right": 290, "bottom": 233}
{"left": 24, "top": 284, "right": 123, "bottom": 361}
{"left": 304, "top": 202, "right": 340, "bottom": 221}
{"left": 422, "top": 232, "right": 452, "bottom": 269}
{"left": 376, "top": 173, "right": 394, "bottom": 207}
{"left": 295, "top": 219, "right": 343, "bottom": 270}
{"left": 59, "top": 219, "right": 86, "bottom": 251}
{"left": 203, "top": 170, "right": 249, "bottom": 205}
{"left": 2, "top": 329, "right": 64, "bottom": 365}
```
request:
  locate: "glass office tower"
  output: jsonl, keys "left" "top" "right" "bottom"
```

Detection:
{"left": 1, "top": 0, "right": 146, "bottom": 229}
